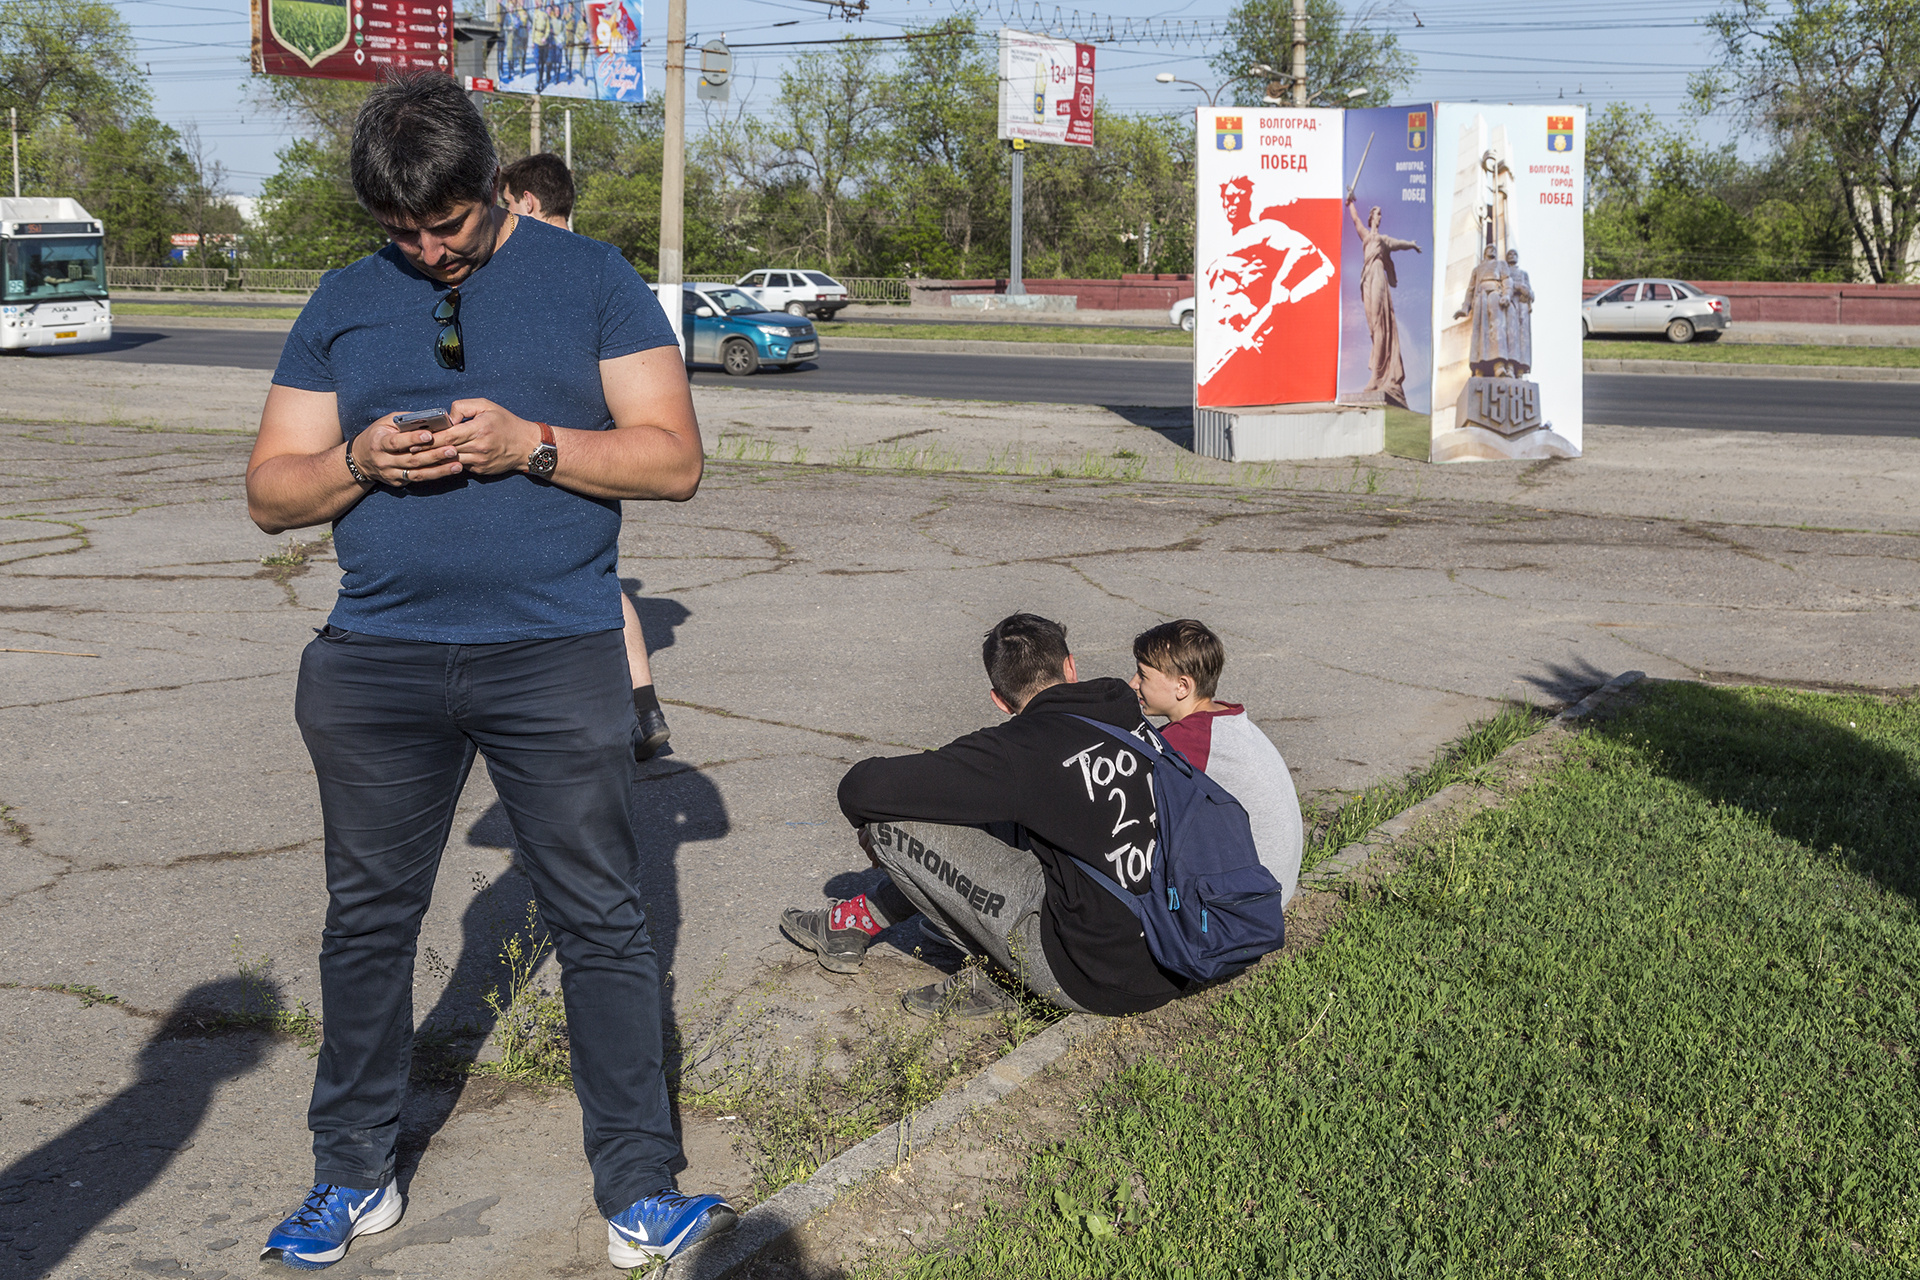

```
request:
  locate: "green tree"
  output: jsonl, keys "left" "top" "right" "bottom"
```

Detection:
{"left": 1211, "top": 0, "right": 1413, "bottom": 107}
{"left": 1702, "top": 0, "right": 1920, "bottom": 280}
{"left": 0, "top": 0, "right": 147, "bottom": 128}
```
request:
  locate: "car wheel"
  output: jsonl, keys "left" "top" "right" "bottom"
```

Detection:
{"left": 1179, "top": 311, "right": 1195, "bottom": 333}
{"left": 721, "top": 339, "right": 760, "bottom": 376}
{"left": 1665, "top": 317, "right": 1695, "bottom": 344}
{"left": 785, "top": 301, "right": 808, "bottom": 316}
{"left": 1582, "top": 319, "right": 1591, "bottom": 339}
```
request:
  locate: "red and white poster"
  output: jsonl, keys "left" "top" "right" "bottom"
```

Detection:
{"left": 251, "top": 0, "right": 453, "bottom": 82}
{"left": 997, "top": 30, "right": 1094, "bottom": 148}
{"left": 1193, "top": 108, "right": 1344, "bottom": 408}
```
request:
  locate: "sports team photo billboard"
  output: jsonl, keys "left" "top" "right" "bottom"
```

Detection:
{"left": 1337, "top": 104, "right": 1435, "bottom": 417}
{"left": 1193, "top": 107, "right": 1344, "bottom": 408}
{"left": 997, "top": 30, "right": 1095, "bottom": 147}
{"left": 482, "top": 0, "right": 646, "bottom": 101}
{"left": 1428, "top": 104, "right": 1585, "bottom": 460}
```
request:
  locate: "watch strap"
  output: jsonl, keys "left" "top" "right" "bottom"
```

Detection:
{"left": 345, "top": 438, "right": 375, "bottom": 487}
{"left": 538, "top": 422, "right": 556, "bottom": 447}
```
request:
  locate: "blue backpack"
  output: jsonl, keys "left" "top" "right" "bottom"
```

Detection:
{"left": 1067, "top": 716, "right": 1287, "bottom": 984}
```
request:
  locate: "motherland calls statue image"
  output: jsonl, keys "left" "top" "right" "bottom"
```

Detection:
{"left": 1344, "top": 194, "right": 1421, "bottom": 407}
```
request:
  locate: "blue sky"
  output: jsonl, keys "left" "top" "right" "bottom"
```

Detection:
{"left": 123, "top": 0, "right": 1730, "bottom": 197}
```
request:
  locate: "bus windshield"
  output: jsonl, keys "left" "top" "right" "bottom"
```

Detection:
{"left": 4, "top": 236, "right": 108, "bottom": 302}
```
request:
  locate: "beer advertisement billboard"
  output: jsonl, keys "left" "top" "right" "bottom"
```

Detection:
{"left": 997, "top": 30, "right": 1095, "bottom": 148}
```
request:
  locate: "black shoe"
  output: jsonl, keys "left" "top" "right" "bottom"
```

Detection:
{"left": 915, "top": 916, "right": 971, "bottom": 959}
{"left": 633, "top": 707, "right": 671, "bottom": 762}
{"left": 779, "top": 906, "right": 870, "bottom": 974}
{"left": 901, "top": 968, "right": 1020, "bottom": 1020}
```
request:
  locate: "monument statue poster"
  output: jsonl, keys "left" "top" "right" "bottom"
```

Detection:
{"left": 1427, "top": 104, "right": 1585, "bottom": 461}
{"left": 1336, "top": 104, "right": 1435, "bottom": 419}
{"left": 1193, "top": 108, "right": 1344, "bottom": 409}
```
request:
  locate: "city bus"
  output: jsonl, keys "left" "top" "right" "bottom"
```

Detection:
{"left": 1, "top": 197, "right": 111, "bottom": 350}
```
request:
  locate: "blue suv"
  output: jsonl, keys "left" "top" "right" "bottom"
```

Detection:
{"left": 682, "top": 283, "right": 819, "bottom": 375}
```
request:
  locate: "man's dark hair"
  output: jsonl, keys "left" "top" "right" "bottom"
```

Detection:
{"left": 982, "top": 614, "right": 1070, "bottom": 710}
{"left": 501, "top": 153, "right": 575, "bottom": 219}
{"left": 1133, "top": 619, "right": 1225, "bottom": 700}
{"left": 350, "top": 72, "right": 498, "bottom": 225}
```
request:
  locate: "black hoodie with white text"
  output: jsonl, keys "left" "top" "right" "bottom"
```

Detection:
{"left": 837, "top": 677, "right": 1185, "bottom": 1016}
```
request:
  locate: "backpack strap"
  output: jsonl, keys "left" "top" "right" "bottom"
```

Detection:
{"left": 1065, "top": 713, "right": 1196, "bottom": 779}
{"left": 1066, "top": 853, "right": 1138, "bottom": 907}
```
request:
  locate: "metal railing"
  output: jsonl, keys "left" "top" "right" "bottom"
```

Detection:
{"left": 240, "top": 268, "right": 328, "bottom": 293}
{"left": 107, "top": 266, "right": 231, "bottom": 292}
{"left": 837, "top": 276, "right": 909, "bottom": 304}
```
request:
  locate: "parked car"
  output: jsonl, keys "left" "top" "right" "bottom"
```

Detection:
{"left": 680, "top": 283, "right": 819, "bottom": 376}
{"left": 1170, "top": 296, "right": 1196, "bottom": 332}
{"left": 735, "top": 268, "right": 851, "bottom": 319}
{"left": 1582, "top": 278, "right": 1729, "bottom": 343}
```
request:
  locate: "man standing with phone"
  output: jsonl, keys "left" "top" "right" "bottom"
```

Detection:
{"left": 244, "top": 72, "right": 732, "bottom": 1270}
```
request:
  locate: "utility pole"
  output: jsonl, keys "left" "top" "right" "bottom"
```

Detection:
{"left": 1291, "top": 0, "right": 1307, "bottom": 106}
{"left": 530, "top": 92, "right": 542, "bottom": 153}
{"left": 563, "top": 109, "right": 572, "bottom": 169}
{"left": 659, "top": 0, "right": 687, "bottom": 345}
{"left": 10, "top": 108, "right": 18, "bottom": 198}
{"left": 1008, "top": 140, "right": 1026, "bottom": 296}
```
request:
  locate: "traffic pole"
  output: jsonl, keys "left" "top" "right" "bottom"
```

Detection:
{"left": 1008, "top": 140, "right": 1026, "bottom": 296}
{"left": 530, "top": 92, "right": 542, "bottom": 153}
{"left": 659, "top": 0, "right": 687, "bottom": 347}
{"left": 1291, "top": 0, "right": 1306, "bottom": 106}
{"left": 10, "top": 108, "right": 18, "bottom": 198}
{"left": 564, "top": 108, "right": 572, "bottom": 169}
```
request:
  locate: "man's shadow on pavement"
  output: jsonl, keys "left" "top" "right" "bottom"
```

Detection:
{"left": 0, "top": 978, "right": 269, "bottom": 1277}
{"left": 621, "top": 577, "right": 691, "bottom": 669}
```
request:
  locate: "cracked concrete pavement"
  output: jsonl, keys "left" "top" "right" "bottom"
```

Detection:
{"left": 1, "top": 357, "right": 1917, "bottom": 1278}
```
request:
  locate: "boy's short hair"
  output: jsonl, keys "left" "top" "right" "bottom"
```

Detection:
{"left": 501, "top": 152, "right": 575, "bottom": 219}
{"left": 1133, "top": 619, "right": 1225, "bottom": 700}
{"left": 982, "top": 613, "right": 1070, "bottom": 710}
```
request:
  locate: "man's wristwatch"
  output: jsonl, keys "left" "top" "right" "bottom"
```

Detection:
{"left": 527, "top": 422, "right": 558, "bottom": 477}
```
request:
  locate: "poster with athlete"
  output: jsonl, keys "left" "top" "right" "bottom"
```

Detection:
{"left": 1193, "top": 107, "right": 1344, "bottom": 409}
{"left": 1336, "top": 104, "right": 1434, "bottom": 414}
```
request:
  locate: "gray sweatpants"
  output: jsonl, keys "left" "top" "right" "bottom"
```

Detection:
{"left": 867, "top": 820, "right": 1093, "bottom": 1015}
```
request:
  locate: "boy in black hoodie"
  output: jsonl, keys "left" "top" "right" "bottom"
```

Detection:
{"left": 778, "top": 614, "right": 1186, "bottom": 1018}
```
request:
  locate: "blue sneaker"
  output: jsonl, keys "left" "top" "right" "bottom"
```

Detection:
{"left": 606, "top": 1189, "right": 737, "bottom": 1267}
{"left": 259, "top": 1181, "right": 404, "bottom": 1270}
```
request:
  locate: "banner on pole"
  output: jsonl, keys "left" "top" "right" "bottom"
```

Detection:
{"left": 1336, "top": 104, "right": 1434, "bottom": 416}
{"left": 252, "top": 0, "right": 453, "bottom": 82}
{"left": 481, "top": 0, "right": 646, "bottom": 101}
{"left": 996, "top": 29, "right": 1094, "bottom": 147}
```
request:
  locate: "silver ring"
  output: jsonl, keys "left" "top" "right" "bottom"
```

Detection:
{"left": 401, "top": 468, "right": 411, "bottom": 485}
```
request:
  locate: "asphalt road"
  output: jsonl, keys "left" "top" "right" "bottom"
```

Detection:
{"left": 21, "top": 324, "right": 1920, "bottom": 435}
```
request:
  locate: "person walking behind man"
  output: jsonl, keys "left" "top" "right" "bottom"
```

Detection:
{"left": 500, "top": 151, "right": 672, "bottom": 761}
{"left": 244, "top": 73, "right": 732, "bottom": 1271}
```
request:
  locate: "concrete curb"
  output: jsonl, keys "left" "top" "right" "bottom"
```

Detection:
{"left": 666, "top": 670, "right": 1650, "bottom": 1279}
{"left": 820, "top": 335, "right": 1190, "bottom": 361}
{"left": 662, "top": 1010, "right": 1111, "bottom": 1279}
{"left": 1585, "top": 358, "right": 1920, "bottom": 382}
{"left": 1297, "top": 672, "right": 1647, "bottom": 893}
{"left": 113, "top": 314, "right": 296, "bottom": 333}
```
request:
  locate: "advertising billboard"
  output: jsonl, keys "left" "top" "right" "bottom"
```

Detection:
{"left": 1192, "top": 107, "right": 1344, "bottom": 409}
{"left": 252, "top": 0, "right": 453, "bottom": 82}
{"left": 1336, "top": 104, "right": 1435, "bottom": 417}
{"left": 482, "top": 0, "right": 646, "bottom": 101}
{"left": 997, "top": 30, "right": 1094, "bottom": 148}
{"left": 1428, "top": 104, "right": 1585, "bottom": 460}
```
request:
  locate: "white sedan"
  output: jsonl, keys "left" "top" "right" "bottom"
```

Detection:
{"left": 1170, "top": 296, "right": 1195, "bottom": 332}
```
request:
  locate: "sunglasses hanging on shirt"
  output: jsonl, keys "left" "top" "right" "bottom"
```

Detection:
{"left": 433, "top": 287, "right": 464, "bottom": 371}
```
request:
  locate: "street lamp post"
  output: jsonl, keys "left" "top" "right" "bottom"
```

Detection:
{"left": 1154, "top": 68, "right": 1369, "bottom": 108}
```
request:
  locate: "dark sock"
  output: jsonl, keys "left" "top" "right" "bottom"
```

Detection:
{"left": 632, "top": 684, "right": 661, "bottom": 717}
{"left": 868, "top": 879, "right": 916, "bottom": 926}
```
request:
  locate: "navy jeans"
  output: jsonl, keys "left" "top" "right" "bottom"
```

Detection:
{"left": 294, "top": 625, "right": 678, "bottom": 1217}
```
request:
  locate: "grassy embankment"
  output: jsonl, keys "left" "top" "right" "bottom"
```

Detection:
{"left": 886, "top": 682, "right": 1920, "bottom": 1277}
{"left": 1586, "top": 338, "right": 1920, "bottom": 367}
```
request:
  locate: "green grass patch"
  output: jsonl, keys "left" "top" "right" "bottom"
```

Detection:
{"left": 1305, "top": 702, "right": 1545, "bottom": 868}
{"left": 270, "top": 0, "right": 349, "bottom": 61}
{"left": 1586, "top": 338, "right": 1920, "bottom": 368}
{"left": 889, "top": 683, "right": 1920, "bottom": 1277}
{"left": 115, "top": 302, "right": 304, "bottom": 319}
{"left": 817, "top": 322, "right": 1190, "bottom": 347}
{"left": 1383, "top": 408, "right": 1430, "bottom": 460}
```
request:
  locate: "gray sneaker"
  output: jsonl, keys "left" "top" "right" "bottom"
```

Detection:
{"left": 915, "top": 916, "right": 970, "bottom": 957}
{"left": 779, "top": 905, "right": 870, "bottom": 974}
{"left": 901, "top": 968, "right": 1020, "bottom": 1020}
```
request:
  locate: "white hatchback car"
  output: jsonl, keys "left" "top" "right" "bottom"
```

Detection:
{"left": 735, "top": 269, "right": 851, "bottom": 320}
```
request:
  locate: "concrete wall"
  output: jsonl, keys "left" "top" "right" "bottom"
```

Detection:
{"left": 910, "top": 273, "right": 1193, "bottom": 311}
{"left": 1583, "top": 279, "right": 1920, "bottom": 325}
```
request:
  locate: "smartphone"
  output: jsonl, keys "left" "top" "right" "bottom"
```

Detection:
{"left": 392, "top": 408, "right": 451, "bottom": 433}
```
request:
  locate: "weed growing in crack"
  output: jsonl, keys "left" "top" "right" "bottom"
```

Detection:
{"left": 47, "top": 983, "right": 122, "bottom": 1008}
{"left": 478, "top": 900, "right": 572, "bottom": 1086}
{"left": 1171, "top": 455, "right": 1206, "bottom": 484}
{"left": 225, "top": 936, "right": 322, "bottom": 1046}
{"left": 260, "top": 538, "right": 311, "bottom": 568}
{"left": 0, "top": 802, "right": 32, "bottom": 846}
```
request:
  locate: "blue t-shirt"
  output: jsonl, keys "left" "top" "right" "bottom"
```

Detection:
{"left": 273, "top": 216, "right": 675, "bottom": 643}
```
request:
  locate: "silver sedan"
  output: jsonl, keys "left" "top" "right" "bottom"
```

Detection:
{"left": 1583, "top": 278, "right": 1730, "bottom": 343}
